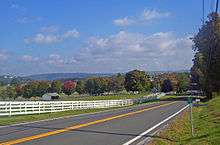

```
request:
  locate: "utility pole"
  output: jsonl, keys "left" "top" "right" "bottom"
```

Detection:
{"left": 206, "top": 0, "right": 219, "bottom": 99}
{"left": 216, "top": 0, "right": 219, "bottom": 13}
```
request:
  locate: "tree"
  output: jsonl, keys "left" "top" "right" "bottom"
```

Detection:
{"left": 176, "top": 73, "right": 190, "bottom": 93}
{"left": 10, "top": 77, "right": 24, "bottom": 86}
{"left": 76, "top": 80, "right": 86, "bottom": 94}
{"left": 124, "top": 70, "right": 151, "bottom": 92}
{"left": 192, "top": 12, "right": 220, "bottom": 99}
{"left": 85, "top": 77, "right": 109, "bottom": 95}
{"left": 63, "top": 81, "right": 76, "bottom": 95}
{"left": 22, "top": 81, "right": 39, "bottom": 98}
{"left": 0, "top": 88, "right": 7, "bottom": 100}
{"left": 5, "top": 86, "right": 17, "bottom": 100}
{"left": 37, "top": 81, "right": 50, "bottom": 96}
{"left": 15, "top": 85, "right": 24, "bottom": 96}
{"left": 161, "top": 79, "right": 173, "bottom": 93}
{"left": 153, "top": 73, "right": 179, "bottom": 92}
{"left": 51, "top": 80, "right": 62, "bottom": 93}
{"left": 85, "top": 78, "right": 96, "bottom": 95}
{"left": 109, "top": 73, "right": 125, "bottom": 93}
{"left": 23, "top": 84, "right": 33, "bottom": 98}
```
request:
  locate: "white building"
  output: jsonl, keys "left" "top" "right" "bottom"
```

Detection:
{"left": 42, "top": 93, "right": 60, "bottom": 101}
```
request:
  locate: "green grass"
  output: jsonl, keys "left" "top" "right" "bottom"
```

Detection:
{"left": 149, "top": 96, "right": 220, "bottom": 145}
{"left": 59, "top": 93, "right": 150, "bottom": 101}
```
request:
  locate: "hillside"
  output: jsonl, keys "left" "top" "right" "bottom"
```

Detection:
{"left": 24, "top": 73, "right": 113, "bottom": 81}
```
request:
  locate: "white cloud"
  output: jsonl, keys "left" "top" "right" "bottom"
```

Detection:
{"left": 20, "top": 55, "right": 39, "bottom": 62}
{"left": 113, "top": 17, "right": 135, "bottom": 26}
{"left": 113, "top": 9, "right": 170, "bottom": 26}
{"left": 142, "top": 9, "right": 170, "bottom": 21}
{"left": 40, "top": 25, "right": 59, "bottom": 33}
{"left": 62, "top": 29, "right": 79, "bottom": 38}
{"left": 47, "top": 54, "right": 77, "bottom": 66}
{"left": 75, "top": 31, "right": 193, "bottom": 71}
{"left": 0, "top": 53, "right": 8, "bottom": 61}
{"left": 24, "top": 29, "right": 79, "bottom": 44}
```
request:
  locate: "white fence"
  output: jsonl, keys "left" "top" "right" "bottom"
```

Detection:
{"left": 0, "top": 93, "right": 162, "bottom": 116}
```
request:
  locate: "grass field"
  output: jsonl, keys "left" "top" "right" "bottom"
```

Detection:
{"left": 59, "top": 93, "right": 150, "bottom": 101}
{"left": 149, "top": 96, "right": 220, "bottom": 145}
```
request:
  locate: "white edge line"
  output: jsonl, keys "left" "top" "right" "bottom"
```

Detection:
{"left": 122, "top": 104, "right": 189, "bottom": 145}
{"left": 0, "top": 101, "right": 159, "bottom": 129}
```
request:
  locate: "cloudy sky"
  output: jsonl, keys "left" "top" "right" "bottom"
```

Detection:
{"left": 0, "top": 0, "right": 213, "bottom": 75}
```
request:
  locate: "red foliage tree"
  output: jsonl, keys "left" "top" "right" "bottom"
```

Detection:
{"left": 15, "top": 85, "right": 24, "bottom": 96}
{"left": 63, "top": 81, "right": 76, "bottom": 95}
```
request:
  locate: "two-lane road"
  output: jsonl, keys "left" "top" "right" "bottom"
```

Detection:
{"left": 0, "top": 101, "right": 188, "bottom": 145}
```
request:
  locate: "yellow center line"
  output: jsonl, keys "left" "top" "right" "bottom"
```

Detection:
{"left": 0, "top": 101, "right": 177, "bottom": 145}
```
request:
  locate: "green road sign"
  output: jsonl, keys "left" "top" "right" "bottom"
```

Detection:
{"left": 187, "top": 96, "right": 193, "bottom": 104}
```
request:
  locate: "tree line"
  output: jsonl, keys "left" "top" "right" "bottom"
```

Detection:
{"left": 0, "top": 70, "right": 190, "bottom": 100}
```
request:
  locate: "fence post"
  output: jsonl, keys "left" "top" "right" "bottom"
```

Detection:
{"left": 20, "top": 103, "right": 22, "bottom": 113}
{"left": 62, "top": 102, "right": 64, "bottom": 111}
{"left": 9, "top": 102, "right": 11, "bottom": 116}
{"left": 38, "top": 102, "right": 41, "bottom": 114}
{"left": 25, "top": 102, "right": 27, "bottom": 114}
{"left": 5, "top": 102, "right": 8, "bottom": 115}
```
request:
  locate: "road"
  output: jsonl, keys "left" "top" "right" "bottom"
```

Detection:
{"left": 0, "top": 101, "right": 187, "bottom": 145}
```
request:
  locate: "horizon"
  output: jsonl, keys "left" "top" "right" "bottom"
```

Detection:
{"left": 1, "top": 69, "right": 190, "bottom": 77}
{"left": 0, "top": 0, "right": 210, "bottom": 75}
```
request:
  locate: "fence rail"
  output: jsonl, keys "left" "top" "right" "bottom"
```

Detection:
{"left": 0, "top": 93, "right": 163, "bottom": 116}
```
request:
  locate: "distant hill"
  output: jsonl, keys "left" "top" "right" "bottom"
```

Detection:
{"left": 147, "top": 70, "right": 190, "bottom": 76}
{"left": 0, "top": 75, "right": 16, "bottom": 85}
{"left": 24, "top": 73, "right": 113, "bottom": 81}
{"left": 0, "top": 75, "right": 30, "bottom": 85}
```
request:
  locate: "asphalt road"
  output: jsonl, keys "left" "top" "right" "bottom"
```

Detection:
{"left": 0, "top": 101, "right": 187, "bottom": 145}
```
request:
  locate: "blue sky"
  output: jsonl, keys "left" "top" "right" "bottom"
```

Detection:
{"left": 0, "top": 0, "right": 215, "bottom": 75}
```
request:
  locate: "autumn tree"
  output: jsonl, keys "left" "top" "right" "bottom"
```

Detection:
{"left": 124, "top": 70, "right": 151, "bottom": 93}
{"left": 63, "top": 80, "right": 76, "bottom": 95}
{"left": 15, "top": 85, "right": 24, "bottom": 96}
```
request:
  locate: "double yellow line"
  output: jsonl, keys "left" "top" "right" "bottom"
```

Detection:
{"left": 0, "top": 101, "right": 176, "bottom": 145}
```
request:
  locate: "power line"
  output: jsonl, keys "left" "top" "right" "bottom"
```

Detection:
{"left": 202, "top": 0, "right": 205, "bottom": 24}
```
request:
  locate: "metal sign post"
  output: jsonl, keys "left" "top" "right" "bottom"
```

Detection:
{"left": 188, "top": 96, "right": 194, "bottom": 136}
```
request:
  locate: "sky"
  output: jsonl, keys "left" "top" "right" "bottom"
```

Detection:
{"left": 0, "top": 0, "right": 215, "bottom": 76}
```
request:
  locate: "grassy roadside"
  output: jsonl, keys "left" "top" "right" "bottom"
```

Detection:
{"left": 149, "top": 96, "right": 220, "bottom": 145}
{"left": 0, "top": 99, "right": 159, "bottom": 126}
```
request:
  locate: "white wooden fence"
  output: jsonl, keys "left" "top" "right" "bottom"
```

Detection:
{"left": 0, "top": 93, "right": 162, "bottom": 116}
